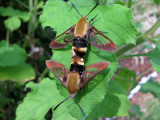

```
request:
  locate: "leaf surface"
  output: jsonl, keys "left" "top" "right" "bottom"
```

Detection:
{"left": 140, "top": 79, "right": 160, "bottom": 98}
{"left": 113, "top": 68, "right": 137, "bottom": 92}
{"left": 86, "top": 80, "right": 130, "bottom": 119}
{"left": 0, "top": 41, "right": 27, "bottom": 67}
{"left": 0, "top": 6, "right": 30, "bottom": 22}
{"left": 4, "top": 17, "right": 21, "bottom": 32}
{"left": 16, "top": 78, "right": 66, "bottom": 120}
{"left": 0, "top": 63, "right": 35, "bottom": 82}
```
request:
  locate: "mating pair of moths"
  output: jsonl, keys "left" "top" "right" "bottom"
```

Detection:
{"left": 46, "top": 3, "right": 117, "bottom": 117}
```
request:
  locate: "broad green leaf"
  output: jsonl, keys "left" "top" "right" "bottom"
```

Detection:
{"left": 0, "top": 63, "right": 35, "bottom": 82}
{"left": 140, "top": 79, "right": 160, "bottom": 98}
{"left": 0, "top": 41, "right": 27, "bottom": 67}
{"left": 16, "top": 78, "right": 67, "bottom": 120}
{"left": 0, "top": 7, "right": 30, "bottom": 22}
{"left": 40, "top": 0, "right": 137, "bottom": 46}
{"left": 86, "top": 80, "right": 130, "bottom": 119}
{"left": 113, "top": 68, "right": 137, "bottom": 92}
{"left": 50, "top": 44, "right": 117, "bottom": 119}
{"left": 4, "top": 17, "right": 21, "bottom": 32}
{"left": 130, "top": 104, "right": 143, "bottom": 117}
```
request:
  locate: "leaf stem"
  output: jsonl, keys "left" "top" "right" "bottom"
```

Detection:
{"left": 6, "top": 30, "right": 10, "bottom": 45}
{"left": 115, "top": 35, "right": 145, "bottom": 57}
{"left": 38, "top": 68, "right": 49, "bottom": 81}
{"left": 15, "top": 0, "right": 29, "bottom": 9}
{"left": 137, "top": 67, "right": 153, "bottom": 80}
{"left": 127, "top": 0, "right": 132, "bottom": 8}
{"left": 153, "top": 33, "right": 160, "bottom": 39}
{"left": 145, "top": 17, "right": 160, "bottom": 35}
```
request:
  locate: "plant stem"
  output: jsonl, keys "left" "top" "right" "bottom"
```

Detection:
{"left": 127, "top": 0, "right": 132, "bottom": 8}
{"left": 145, "top": 17, "right": 160, "bottom": 35}
{"left": 38, "top": 68, "right": 49, "bottom": 81}
{"left": 6, "top": 30, "right": 10, "bottom": 45}
{"left": 115, "top": 35, "right": 145, "bottom": 57}
{"left": 15, "top": 0, "right": 29, "bottom": 9}
{"left": 137, "top": 67, "right": 153, "bottom": 80}
{"left": 153, "top": 33, "right": 160, "bottom": 39}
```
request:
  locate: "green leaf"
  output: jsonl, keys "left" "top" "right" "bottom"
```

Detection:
{"left": 86, "top": 80, "right": 130, "bottom": 119}
{"left": 142, "top": 40, "right": 160, "bottom": 72}
{"left": 40, "top": 0, "right": 137, "bottom": 46}
{"left": 130, "top": 104, "right": 143, "bottom": 117}
{"left": 0, "top": 6, "right": 30, "bottom": 22}
{"left": 4, "top": 17, "right": 21, "bottom": 32}
{"left": 16, "top": 78, "right": 66, "bottom": 120}
{"left": 140, "top": 79, "right": 160, "bottom": 98}
{"left": 113, "top": 68, "right": 137, "bottom": 92}
{"left": 0, "top": 41, "right": 27, "bottom": 67}
{"left": 0, "top": 63, "right": 35, "bottom": 82}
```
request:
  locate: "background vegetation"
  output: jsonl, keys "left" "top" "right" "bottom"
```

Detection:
{"left": 0, "top": 0, "right": 160, "bottom": 120}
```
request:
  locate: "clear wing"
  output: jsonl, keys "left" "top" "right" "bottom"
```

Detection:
{"left": 87, "top": 25, "right": 117, "bottom": 52}
{"left": 46, "top": 60, "right": 69, "bottom": 86}
{"left": 49, "top": 26, "right": 75, "bottom": 49}
{"left": 80, "top": 61, "right": 109, "bottom": 88}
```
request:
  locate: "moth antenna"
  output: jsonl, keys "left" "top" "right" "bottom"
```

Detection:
{"left": 71, "top": 2, "right": 82, "bottom": 17}
{"left": 86, "top": 3, "right": 98, "bottom": 17}
{"left": 89, "top": 14, "right": 98, "bottom": 24}
{"left": 54, "top": 96, "right": 70, "bottom": 111}
{"left": 73, "top": 98, "right": 85, "bottom": 117}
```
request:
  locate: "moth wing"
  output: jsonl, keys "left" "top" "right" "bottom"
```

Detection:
{"left": 87, "top": 25, "right": 117, "bottom": 52}
{"left": 80, "top": 61, "right": 109, "bottom": 88}
{"left": 49, "top": 25, "right": 75, "bottom": 49}
{"left": 46, "top": 60, "right": 69, "bottom": 86}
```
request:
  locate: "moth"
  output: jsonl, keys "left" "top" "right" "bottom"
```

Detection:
{"left": 49, "top": 3, "right": 117, "bottom": 54}
{"left": 46, "top": 60, "right": 109, "bottom": 117}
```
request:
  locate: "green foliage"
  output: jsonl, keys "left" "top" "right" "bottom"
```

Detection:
{"left": 153, "top": 0, "right": 160, "bottom": 4}
{"left": 140, "top": 79, "right": 160, "bottom": 98}
{"left": 0, "top": 41, "right": 27, "bottom": 67}
{"left": 142, "top": 40, "right": 160, "bottom": 72}
{"left": 16, "top": 78, "right": 66, "bottom": 120}
{"left": 40, "top": 0, "right": 138, "bottom": 46}
{"left": 141, "top": 99, "right": 160, "bottom": 120}
{"left": 0, "top": 6, "right": 30, "bottom": 32}
{"left": 86, "top": 80, "right": 130, "bottom": 119}
{"left": 4, "top": 17, "right": 21, "bottom": 32}
{"left": 0, "top": 41, "right": 35, "bottom": 82}
{"left": 0, "top": 6, "right": 30, "bottom": 22}
{"left": 0, "top": 64, "right": 35, "bottom": 82}
{"left": 148, "top": 40, "right": 160, "bottom": 72}
{"left": 130, "top": 104, "right": 143, "bottom": 117}
{"left": 113, "top": 68, "right": 137, "bottom": 92}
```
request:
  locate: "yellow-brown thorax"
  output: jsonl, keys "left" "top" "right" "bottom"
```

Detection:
{"left": 74, "top": 16, "right": 89, "bottom": 38}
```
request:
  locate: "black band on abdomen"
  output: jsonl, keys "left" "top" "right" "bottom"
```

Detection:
{"left": 70, "top": 63, "right": 84, "bottom": 76}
